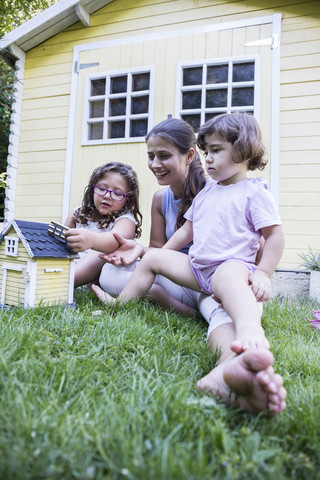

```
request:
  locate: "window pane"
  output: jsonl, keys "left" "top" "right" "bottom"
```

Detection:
{"left": 181, "top": 114, "right": 200, "bottom": 132}
{"left": 89, "top": 122, "right": 103, "bottom": 140}
{"left": 132, "top": 73, "right": 150, "bottom": 91}
{"left": 207, "top": 65, "right": 228, "bottom": 84}
{"left": 111, "top": 76, "right": 127, "bottom": 94}
{"left": 131, "top": 96, "right": 149, "bottom": 114}
{"left": 130, "top": 119, "right": 148, "bottom": 137}
{"left": 232, "top": 62, "right": 254, "bottom": 82}
{"left": 89, "top": 100, "right": 104, "bottom": 118}
{"left": 109, "top": 121, "right": 125, "bottom": 138}
{"left": 206, "top": 89, "right": 227, "bottom": 108}
{"left": 231, "top": 87, "right": 254, "bottom": 107}
{"left": 91, "top": 78, "right": 106, "bottom": 96}
{"left": 183, "top": 67, "right": 203, "bottom": 86}
{"left": 109, "top": 98, "right": 126, "bottom": 116}
{"left": 205, "top": 112, "right": 225, "bottom": 122}
{"left": 182, "top": 90, "right": 201, "bottom": 109}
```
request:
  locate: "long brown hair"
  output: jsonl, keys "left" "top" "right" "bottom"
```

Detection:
{"left": 73, "top": 162, "right": 142, "bottom": 238}
{"left": 146, "top": 118, "right": 207, "bottom": 229}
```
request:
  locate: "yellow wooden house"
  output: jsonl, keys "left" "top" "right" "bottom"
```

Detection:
{"left": 0, "top": 219, "right": 78, "bottom": 308}
{"left": 0, "top": 0, "right": 319, "bottom": 271}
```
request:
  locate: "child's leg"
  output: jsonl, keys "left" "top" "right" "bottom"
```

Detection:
{"left": 93, "top": 249, "right": 200, "bottom": 305}
{"left": 74, "top": 250, "right": 106, "bottom": 287}
{"left": 197, "top": 321, "right": 286, "bottom": 415}
{"left": 211, "top": 261, "right": 269, "bottom": 350}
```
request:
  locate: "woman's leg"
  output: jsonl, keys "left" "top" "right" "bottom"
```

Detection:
{"left": 149, "top": 275, "right": 199, "bottom": 315}
{"left": 99, "top": 262, "right": 137, "bottom": 296}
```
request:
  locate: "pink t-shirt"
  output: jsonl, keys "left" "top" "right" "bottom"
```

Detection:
{"left": 184, "top": 177, "right": 282, "bottom": 290}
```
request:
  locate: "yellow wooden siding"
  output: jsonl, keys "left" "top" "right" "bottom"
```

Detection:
{"left": 12, "top": 0, "right": 320, "bottom": 269}
{"left": 279, "top": 6, "right": 320, "bottom": 268}
{"left": 4, "top": 270, "right": 25, "bottom": 306}
{"left": 34, "top": 259, "right": 71, "bottom": 306}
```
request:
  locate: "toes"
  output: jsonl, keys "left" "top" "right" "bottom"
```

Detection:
{"left": 91, "top": 284, "right": 108, "bottom": 304}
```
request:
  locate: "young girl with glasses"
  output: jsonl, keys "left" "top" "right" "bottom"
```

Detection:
{"left": 64, "top": 162, "right": 142, "bottom": 287}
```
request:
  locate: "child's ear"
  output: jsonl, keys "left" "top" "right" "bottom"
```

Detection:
{"left": 186, "top": 148, "right": 195, "bottom": 165}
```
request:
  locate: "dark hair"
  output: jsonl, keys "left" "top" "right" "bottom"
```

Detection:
{"left": 146, "top": 118, "right": 207, "bottom": 229}
{"left": 197, "top": 113, "right": 267, "bottom": 171}
{"left": 73, "top": 162, "right": 142, "bottom": 238}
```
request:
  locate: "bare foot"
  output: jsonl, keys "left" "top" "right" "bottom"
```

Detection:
{"left": 197, "top": 349, "right": 286, "bottom": 415}
{"left": 91, "top": 284, "right": 116, "bottom": 305}
{"left": 231, "top": 323, "right": 270, "bottom": 354}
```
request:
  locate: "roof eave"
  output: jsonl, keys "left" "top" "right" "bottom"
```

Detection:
{"left": 0, "top": 0, "right": 115, "bottom": 60}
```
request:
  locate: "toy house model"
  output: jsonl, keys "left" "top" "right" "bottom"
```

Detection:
{"left": 0, "top": 220, "right": 79, "bottom": 308}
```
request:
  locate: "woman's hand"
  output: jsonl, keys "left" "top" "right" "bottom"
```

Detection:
{"left": 64, "top": 228, "right": 94, "bottom": 252}
{"left": 100, "top": 232, "right": 145, "bottom": 266}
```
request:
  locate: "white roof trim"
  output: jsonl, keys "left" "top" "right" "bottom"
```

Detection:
{"left": 1, "top": 220, "right": 34, "bottom": 258}
{"left": 0, "top": 0, "right": 114, "bottom": 56}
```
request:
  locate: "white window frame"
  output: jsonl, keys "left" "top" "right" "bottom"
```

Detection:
{"left": 175, "top": 55, "right": 260, "bottom": 127}
{"left": 82, "top": 66, "right": 155, "bottom": 145}
{"left": 4, "top": 236, "right": 19, "bottom": 257}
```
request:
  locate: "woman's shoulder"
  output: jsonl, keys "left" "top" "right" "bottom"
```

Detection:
{"left": 152, "top": 187, "right": 167, "bottom": 210}
{"left": 153, "top": 187, "right": 167, "bottom": 201}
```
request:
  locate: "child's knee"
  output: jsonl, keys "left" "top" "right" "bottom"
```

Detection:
{"left": 142, "top": 249, "right": 165, "bottom": 272}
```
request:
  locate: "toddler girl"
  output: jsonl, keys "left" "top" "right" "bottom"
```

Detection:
{"left": 95, "top": 113, "right": 285, "bottom": 352}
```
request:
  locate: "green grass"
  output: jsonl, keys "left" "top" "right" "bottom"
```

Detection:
{"left": 0, "top": 291, "right": 319, "bottom": 479}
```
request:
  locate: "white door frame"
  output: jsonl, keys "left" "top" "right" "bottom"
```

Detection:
{"left": 62, "top": 13, "right": 281, "bottom": 221}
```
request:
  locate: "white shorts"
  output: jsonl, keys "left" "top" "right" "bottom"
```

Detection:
{"left": 99, "top": 261, "right": 138, "bottom": 297}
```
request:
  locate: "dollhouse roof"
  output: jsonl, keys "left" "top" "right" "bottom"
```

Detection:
{"left": 0, "top": 220, "right": 78, "bottom": 259}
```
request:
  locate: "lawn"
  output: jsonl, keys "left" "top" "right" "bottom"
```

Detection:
{"left": 0, "top": 290, "right": 319, "bottom": 479}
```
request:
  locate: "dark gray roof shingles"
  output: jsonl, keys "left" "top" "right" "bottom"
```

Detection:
{"left": 15, "top": 220, "right": 77, "bottom": 258}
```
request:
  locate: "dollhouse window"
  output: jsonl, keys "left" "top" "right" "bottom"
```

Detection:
{"left": 5, "top": 236, "right": 19, "bottom": 257}
{"left": 83, "top": 67, "right": 154, "bottom": 144}
{"left": 177, "top": 58, "right": 257, "bottom": 132}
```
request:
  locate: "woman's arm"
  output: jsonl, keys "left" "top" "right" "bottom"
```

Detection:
{"left": 65, "top": 218, "right": 135, "bottom": 254}
{"left": 149, "top": 189, "right": 167, "bottom": 248}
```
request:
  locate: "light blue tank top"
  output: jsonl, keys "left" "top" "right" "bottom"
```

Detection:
{"left": 161, "top": 187, "right": 192, "bottom": 255}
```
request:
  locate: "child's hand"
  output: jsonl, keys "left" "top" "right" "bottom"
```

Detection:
{"left": 99, "top": 232, "right": 144, "bottom": 266}
{"left": 248, "top": 270, "right": 271, "bottom": 302}
{"left": 64, "top": 228, "right": 94, "bottom": 252}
